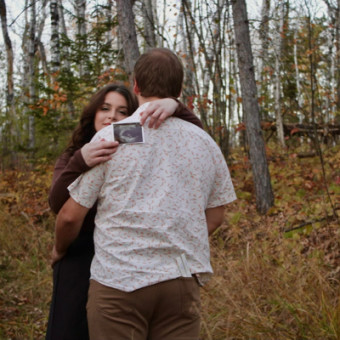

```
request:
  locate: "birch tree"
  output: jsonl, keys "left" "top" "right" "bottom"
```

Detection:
{"left": 323, "top": 0, "right": 340, "bottom": 116}
{"left": 59, "top": 0, "right": 71, "bottom": 72}
{"left": 59, "top": 0, "right": 75, "bottom": 115}
{"left": 273, "top": 1, "right": 286, "bottom": 147}
{"left": 74, "top": 0, "right": 87, "bottom": 77}
{"left": 259, "top": 0, "right": 270, "bottom": 119}
{"left": 293, "top": 20, "right": 303, "bottom": 120}
{"left": 181, "top": 0, "right": 230, "bottom": 137}
{"left": 231, "top": 0, "right": 274, "bottom": 214}
{"left": 104, "top": 0, "right": 114, "bottom": 70}
{"left": 0, "top": 0, "right": 15, "bottom": 166}
{"left": 50, "top": 0, "right": 60, "bottom": 75}
{"left": 0, "top": 0, "right": 13, "bottom": 111}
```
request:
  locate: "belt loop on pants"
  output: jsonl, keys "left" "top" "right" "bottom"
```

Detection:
{"left": 192, "top": 273, "right": 204, "bottom": 287}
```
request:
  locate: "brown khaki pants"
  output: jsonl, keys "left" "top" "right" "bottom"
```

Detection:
{"left": 87, "top": 278, "right": 201, "bottom": 340}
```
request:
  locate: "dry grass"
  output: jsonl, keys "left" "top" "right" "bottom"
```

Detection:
{"left": 0, "top": 167, "right": 54, "bottom": 340}
{"left": 0, "top": 145, "right": 339, "bottom": 339}
{"left": 201, "top": 211, "right": 340, "bottom": 340}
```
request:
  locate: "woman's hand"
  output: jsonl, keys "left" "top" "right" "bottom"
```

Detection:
{"left": 81, "top": 139, "right": 119, "bottom": 167}
{"left": 140, "top": 98, "right": 179, "bottom": 128}
{"left": 51, "top": 244, "right": 66, "bottom": 268}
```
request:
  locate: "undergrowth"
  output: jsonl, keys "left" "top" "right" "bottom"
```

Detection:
{"left": 0, "top": 145, "right": 339, "bottom": 340}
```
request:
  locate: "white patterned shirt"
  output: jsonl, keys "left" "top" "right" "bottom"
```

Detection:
{"left": 68, "top": 103, "right": 236, "bottom": 292}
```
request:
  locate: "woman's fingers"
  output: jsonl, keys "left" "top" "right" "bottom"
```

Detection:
{"left": 81, "top": 141, "right": 119, "bottom": 167}
{"left": 140, "top": 98, "right": 178, "bottom": 128}
{"left": 140, "top": 107, "right": 171, "bottom": 128}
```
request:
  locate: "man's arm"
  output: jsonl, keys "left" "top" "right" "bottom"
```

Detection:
{"left": 51, "top": 197, "right": 90, "bottom": 266}
{"left": 205, "top": 205, "right": 225, "bottom": 235}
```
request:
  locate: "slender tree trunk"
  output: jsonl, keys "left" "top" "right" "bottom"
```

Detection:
{"left": 36, "top": 0, "right": 49, "bottom": 76}
{"left": 335, "top": 0, "right": 340, "bottom": 113}
{"left": 181, "top": 0, "right": 209, "bottom": 130}
{"left": 259, "top": 0, "right": 270, "bottom": 119}
{"left": 324, "top": 0, "right": 340, "bottom": 113}
{"left": 0, "top": 0, "right": 13, "bottom": 106}
{"left": 59, "top": 0, "right": 75, "bottom": 115}
{"left": 141, "top": 0, "right": 156, "bottom": 48}
{"left": 273, "top": 2, "right": 285, "bottom": 148}
{"left": 231, "top": 0, "right": 274, "bottom": 214}
{"left": 116, "top": 0, "right": 140, "bottom": 84}
{"left": 28, "top": 0, "right": 36, "bottom": 152}
{"left": 181, "top": 0, "right": 196, "bottom": 107}
{"left": 21, "top": 0, "right": 30, "bottom": 135}
{"left": 104, "top": 0, "right": 114, "bottom": 69}
{"left": 328, "top": 21, "right": 336, "bottom": 121}
{"left": 293, "top": 27, "right": 303, "bottom": 122}
{"left": 0, "top": 0, "right": 15, "bottom": 167}
{"left": 59, "top": 0, "right": 71, "bottom": 71}
{"left": 74, "top": 0, "right": 87, "bottom": 77}
{"left": 227, "top": 23, "right": 236, "bottom": 149}
{"left": 158, "top": 0, "right": 165, "bottom": 47}
{"left": 50, "top": 0, "right": 60, "bottom": 75}
{"left": 38, "top": 40, "right": 49, "bottom": 75}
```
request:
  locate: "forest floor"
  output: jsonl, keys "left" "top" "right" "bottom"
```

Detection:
{"left": 0, "top": 143, "right": 339, "bottom": 340}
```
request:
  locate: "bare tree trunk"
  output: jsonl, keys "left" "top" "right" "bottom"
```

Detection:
{"left": 324, "top": 0, "right": 340, "bottom": 119}
{"left": 181, "top": 0, "right": 209, "bottom": 130}
{"left": 50, "top": 0, "right": 60, "bottom": 75}
{"left": 59, "top": 0, "right": 75, "bottom": 116}
{"left": 28, "top": 0, "right": 36, "bottom": 152}
{"left": 327, "top": 19, "right": 336, "bottom": 122}
{"left": 231, "top": 0, "right": 274, "bottom": 214}
{"left": 181, "top": 0, "right": 196, "bottom": 106}
{"left": 59, "top": 0, "right": 71, "bottom": 71}
{"left": 104, "top": 0, "right": 114, "bottom": 69}
{"left": 116, "top": 0, "right": 140, "bottom": 84}
{"left": 273, "top": 1, "right": 286, "bottom": 148}
{"left": 293, "top": 26, "right": 303, "bottom": 122}
{"left": 0, "top": 0, "right": 15, "bottom": 167}
{"left": 336, "top": 0, "right": 340, "bottom": 113}
{"left": 21, "top": 0, "right": 30, "bottom": 135}
{"left": 157, "top": 0, "right": 164, "bottom": 46}
{"left": 38, "top": 40, "right": 49, "bottom": 75}
{"left": 208, "top": 0, "right": 229, "bottom": 154}
{"left": 141, "top": 0, "right": 156, "bottom": 48}
{"left": 0, "top": 0, "right": 14, "bottom": 111}
{"left": 259, "top": 0, "right": 270, "bottom": 119}
{"left": 36, "top": 0, "right": 49, "bottom": 75}
{"left": 74, "top": 0, "right": 87, "bottom": 77}
{"left": 227, "top": 26, "right": 236, "bottom": 148}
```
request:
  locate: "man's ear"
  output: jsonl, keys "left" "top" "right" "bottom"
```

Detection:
{"left": 133, "top": 79, "right": 140, "bottom": 95}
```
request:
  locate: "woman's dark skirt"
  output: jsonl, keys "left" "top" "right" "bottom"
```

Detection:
{"left": 45, "top": 227, "right": 94, "bottom": 340}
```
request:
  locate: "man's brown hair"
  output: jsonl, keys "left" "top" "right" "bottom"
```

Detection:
{"left": 134, "top": 48, "right": 183, "bottom": 98}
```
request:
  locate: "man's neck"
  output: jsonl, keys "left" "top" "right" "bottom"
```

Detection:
{"left": 138, "top": 95, "right": 161, "bottom": 106}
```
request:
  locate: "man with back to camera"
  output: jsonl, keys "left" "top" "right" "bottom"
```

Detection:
{"left": 53, "top": 48, "right": 236, "bottom": 339}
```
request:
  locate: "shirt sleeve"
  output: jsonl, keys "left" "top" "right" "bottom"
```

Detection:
{"left": 48, "top": 150, "right": 91, "bottom": 214}
{"left": 68, "top": 162, "right": 106, "bottom": 209}
{"left": 207, "top": 146, "right": 237, "bottom": 209}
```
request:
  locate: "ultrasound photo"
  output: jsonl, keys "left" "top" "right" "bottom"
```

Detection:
{"left": 113, "top": 122, "right": 144, "bottom": 144}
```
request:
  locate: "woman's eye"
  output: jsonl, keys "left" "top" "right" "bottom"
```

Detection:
{"left": 119, "top": 111, "right": 128, "bottom": 115}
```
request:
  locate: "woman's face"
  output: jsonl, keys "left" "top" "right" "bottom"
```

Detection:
{"left": 94, "top": 91, "right": 129, "bottom": 132}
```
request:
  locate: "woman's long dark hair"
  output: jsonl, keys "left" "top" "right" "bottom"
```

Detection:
{"left": 65, "top": 84, "right": 138, "bottom": 155}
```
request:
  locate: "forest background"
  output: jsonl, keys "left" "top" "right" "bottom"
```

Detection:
{"left": 0, "top": 0, "right": 340, "bottom": 339}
